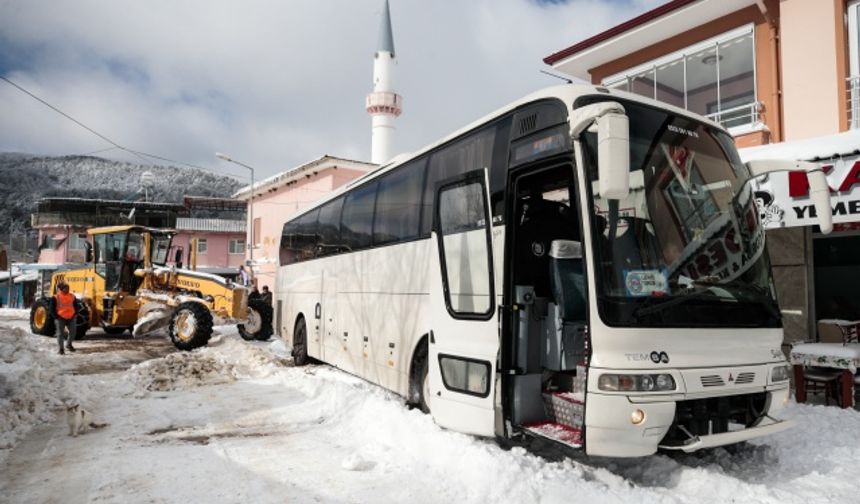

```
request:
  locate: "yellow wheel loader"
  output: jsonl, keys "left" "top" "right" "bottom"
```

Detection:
{"left": 29, "top": 225, "right": 272, "bottom": 350}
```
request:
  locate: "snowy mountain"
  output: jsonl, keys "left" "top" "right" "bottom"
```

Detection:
{"left": 0, "top": 153, "right": 242, "bottom": 230}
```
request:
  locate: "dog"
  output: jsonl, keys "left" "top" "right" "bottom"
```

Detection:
{"left": 66, "top": 404, "right": 106, "bottom": 437}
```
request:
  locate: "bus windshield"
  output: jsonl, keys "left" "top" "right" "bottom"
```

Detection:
{"left": 579, "top": 98, "right": 780, "bottom": 328}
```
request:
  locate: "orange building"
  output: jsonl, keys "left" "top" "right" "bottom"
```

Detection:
{"left": 546, "top": 0, "right": 860, "bottom": 343}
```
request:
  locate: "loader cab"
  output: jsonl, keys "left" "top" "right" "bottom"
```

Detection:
{"left": 90, "top": 226, "right": 173, "bottom": 294}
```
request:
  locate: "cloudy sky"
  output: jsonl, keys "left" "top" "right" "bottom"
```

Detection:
{"left": 0, "top": 0, "right": 662, "bottom": 181}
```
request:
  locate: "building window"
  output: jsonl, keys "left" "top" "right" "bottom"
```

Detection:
{"left": 229, "top": 239, "right": 245, "bottom": 255}
{"left": 197, "top": 238, "right": 208, "bottom": 254}
{"left": 604, "top": 26, "right": 756, "bottom": 130}
{"left": 69, "top": 233, "right": 88, "bottom": 250}
{"left": 253, "top": 217, "right": 261, "bottom": 246}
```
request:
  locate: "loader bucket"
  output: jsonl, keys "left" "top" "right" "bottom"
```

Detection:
{"left": 133, "top": 303, "right": 171, "bottom": 337}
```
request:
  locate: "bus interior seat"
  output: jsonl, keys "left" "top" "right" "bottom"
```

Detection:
{"left": 544, "top": 239, "right": 587, "bottom": 372}
{"left": 516, "top": 197, "right": 579, "bottom": 298}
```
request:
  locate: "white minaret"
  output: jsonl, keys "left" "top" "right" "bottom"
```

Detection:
{"left": 366, "top": 0, "right": 402, "bottom": 165}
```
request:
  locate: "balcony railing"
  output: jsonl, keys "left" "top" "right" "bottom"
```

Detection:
{"left": 847, "top": 76, "right": 860, "bottom": 129}
{"left": 705, "top": 102, "right": 763, "bottom": 131}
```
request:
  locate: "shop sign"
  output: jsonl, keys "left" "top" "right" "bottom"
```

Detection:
{"left": 753, "top": 156, "right": 860, "bottom": 229}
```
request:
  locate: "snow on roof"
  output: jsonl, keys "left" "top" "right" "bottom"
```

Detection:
{"left": 38, "top": 197, "right": 186, "bottom": 211}
{"left": 738, "top": 129, "right": 860, "bottom": 163}
{"left": 175, "top": 218, "right": 246, "bottom": 233}
{"left": 232, "top": 155, "right": 376, "bottom": 201}
{"left": 13, "top": 271, "right": 38, "bottom": 283}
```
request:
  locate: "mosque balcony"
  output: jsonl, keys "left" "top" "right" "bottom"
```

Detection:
{"left": 366, "top": 91, "right": 403, "bottom": 116}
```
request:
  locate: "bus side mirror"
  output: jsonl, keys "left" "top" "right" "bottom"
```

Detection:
{"left": 597, "top": 112, "right": 630, "bottom": 201}
{"left": 571, "top": 101, "right": 630, "bottom": 201}
{"left": 746, "top": 159, "right": 833, "bottom": 234}
{"left": 85, "top": 242, "right": 93, "bottom": 263}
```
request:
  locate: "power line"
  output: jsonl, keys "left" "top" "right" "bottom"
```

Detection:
{"left": 79, "top": 146, "right": 119, "bottom": 156}
{"left": 0, "top": 74, "right": 243, "bottom": 178}
{"left": 0, "top": 75, "right": 152, "bottom": 164}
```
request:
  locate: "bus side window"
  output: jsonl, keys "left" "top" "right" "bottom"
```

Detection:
{"left": 280, "top": 221, "right": 299, "bottom": 265}
{"left": 295, "top": 209, "right": 320, "bottom": 262}
{"left": 317, "top": 197, "right": 345, "bottom": 257}
{"left": 421, "top": 126, "right": 496, "bottom": 236}
{"left": 374, "top": 160, "right": 425, "bottom": 245}
{"left": 341, "top": 181, "right": 378, "bottom": 252}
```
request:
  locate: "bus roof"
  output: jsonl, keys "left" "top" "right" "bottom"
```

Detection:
{"left": 297, "top": 83, "right": 728, "bottom": 217}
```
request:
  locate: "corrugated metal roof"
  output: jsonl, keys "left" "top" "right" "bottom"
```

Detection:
{"left": 175, "top": 218, "right": 246, "bottom": 233}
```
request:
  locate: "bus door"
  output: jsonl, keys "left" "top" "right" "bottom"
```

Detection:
{"left": 427, "top": 170, "right": 498, "bottom": 437}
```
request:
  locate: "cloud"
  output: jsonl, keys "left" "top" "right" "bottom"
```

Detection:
{"left": 0, "top": 0, "right": 662, "bottom": 180}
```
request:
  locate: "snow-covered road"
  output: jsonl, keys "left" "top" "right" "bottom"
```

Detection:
{"left": 1, "top": 307, "right": 859, "bottom": 504}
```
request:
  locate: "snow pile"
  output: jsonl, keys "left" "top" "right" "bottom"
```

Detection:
{"left": 124, "top": 337, "right": 290, "bottom": 392}
{"left": 0, "top": 325, "right": 71, "bottom": 450}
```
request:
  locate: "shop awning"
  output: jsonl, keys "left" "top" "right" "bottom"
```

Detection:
{"left": 738, "top": 130, "right": 860, "bottom": 230}
{"left": 739, "top": 129, "right": 860, "bottom": 163}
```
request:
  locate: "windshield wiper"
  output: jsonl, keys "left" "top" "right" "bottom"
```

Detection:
{"left": 698, "top": 279, "right": 782, "bottom": 320}
{"left": 632, "top": 287, "right": 719, "bottom": 318}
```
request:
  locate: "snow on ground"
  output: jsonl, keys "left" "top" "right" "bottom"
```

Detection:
{"left": 0, "top": 306, "right": 859, "bottom": 503}
{"left": 0, "top": 326, "right": 74, "bottom": 452}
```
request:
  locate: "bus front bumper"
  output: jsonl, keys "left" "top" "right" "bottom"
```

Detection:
{"left": 657, "top": 416, "right": 792, "bottom": 453}
{"left": 584, "top": 386, "right": 791, "bottom": 457}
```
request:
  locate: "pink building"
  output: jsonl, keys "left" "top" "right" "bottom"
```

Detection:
{"left": 32, "top": 198, "right": 246, "bottom": 273}
{"left": 233, "top": 155, "right": 376, "bottom": 288}
{"left": 33, "top": 198, "right": 186, "bottom": 265}
{"left": 171, "top": 217, "right": 246, "bottom": 271}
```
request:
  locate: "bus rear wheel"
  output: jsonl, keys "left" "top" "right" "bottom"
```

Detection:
{"left": 292, "top": 317, "right": 309, "bottom": 366}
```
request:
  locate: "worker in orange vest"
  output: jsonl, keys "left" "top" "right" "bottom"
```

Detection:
{"left": 50, "top": 281, "right": 82, "bottom": 355}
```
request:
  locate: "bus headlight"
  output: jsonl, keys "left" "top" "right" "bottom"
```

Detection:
{"left": 770, "top": 365, "right": 791, "bottom": 383}
{"left": 597, "top": 373, "right": 676, "bottom": 392}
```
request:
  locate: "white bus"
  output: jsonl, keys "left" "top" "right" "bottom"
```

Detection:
{"left": 274, "top": 84, "right": 832, "bottom": 457}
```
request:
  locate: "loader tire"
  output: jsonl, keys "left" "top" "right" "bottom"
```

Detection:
{"left": 168, "top": 302, "right": 213, "bottom": 351}
{"left": 30, "top": 298, "right": 55, "bottom": 336}
{"left": 238, "top": 300, "right": 273, "bottom": 341}
{"left": 74, "top": 306, "right": 90, "bottom": 339}
{"left": 103, "top": 326, "right": 128, "bottom": 335}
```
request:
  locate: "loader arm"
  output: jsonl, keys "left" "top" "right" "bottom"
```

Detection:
{"left": 137, "top": 267, "right": 249, "bottom": 321}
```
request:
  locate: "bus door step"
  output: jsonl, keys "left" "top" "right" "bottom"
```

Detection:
{"left": 542, "top": 391, "right": 584, "bottom": 429}
{"left": 522, "top": 422, "right": 582, "bottom": 449}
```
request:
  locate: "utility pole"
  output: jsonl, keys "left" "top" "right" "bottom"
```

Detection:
{"left": 215, "top": 153, "right": 256, "bottom": 280}
{"left": 7, "top": 231, "right": 13, "bottom": 308}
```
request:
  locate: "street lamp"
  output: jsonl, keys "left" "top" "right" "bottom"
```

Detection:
{"left": 216, "top": 152, "right": 256, "bottom": 279}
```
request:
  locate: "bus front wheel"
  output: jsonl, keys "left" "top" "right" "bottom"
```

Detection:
{"left": 420, "top": 357, "right": 430, "bottom": 414}
{"left": 410, "top": 342, "right": 430, "bottom": 414}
